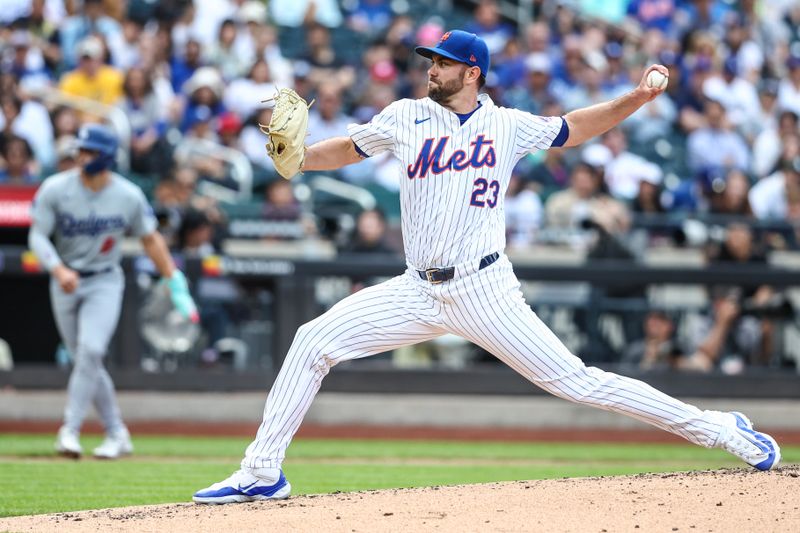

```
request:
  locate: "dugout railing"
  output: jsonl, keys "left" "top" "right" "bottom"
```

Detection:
{"left": 0, "top": 246, "right": 799, "bottom": 398}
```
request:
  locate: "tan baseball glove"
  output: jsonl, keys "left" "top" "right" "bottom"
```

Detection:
{"left": 259, "top": 88, "right": 313, "bottom": 180}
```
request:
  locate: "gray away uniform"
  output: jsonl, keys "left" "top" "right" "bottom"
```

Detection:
{"left": 29, "top": 170, "right": 156, "bottom": 434}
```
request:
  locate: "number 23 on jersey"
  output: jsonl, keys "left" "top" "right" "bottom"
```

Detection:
{"left": 470, "top": 178, "right": 499, "bottom": 208}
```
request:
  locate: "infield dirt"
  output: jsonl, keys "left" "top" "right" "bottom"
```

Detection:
{"left": 1, "top": 466, "right": 797, "bottom": 532}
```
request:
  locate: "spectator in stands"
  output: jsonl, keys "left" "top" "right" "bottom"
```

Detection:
{"left": 177, "top": 208, "right": 216, "bottom": 258}
{"left": 625, "top": 0, "right": 677, "bottom": 33}
{"left": 346, "top": 0, "right": 394, "bottom": 37}
{"left": 701, "top": 56, "right": 760, "bottom": 136}
{"left": 491, "top": 37, "right": 526, "bottom": 90}
{"left": 244, "top": 19, "right": 294, "bottom": 90}
{"left": 621, "top": 310, "right": 690, "bottom": 372}
{"left": 154, "top": 167, "right": 226, "bottom": 250}
{"left": 223, "top": 59, "right": 275, "bottom": 121}
{"left": 560, "top": 49, "right": 613, "bottom": 112}
{"left": 602, "top": 42, "right": 630, "bottom": 94}
{"left": 10, "top": 0, "right": 62, "bottom": 74}
{"left": 179, "top": 66, "right": 226, "bottom": 133}
{"left": 53, "top": 135, "right": 77, "bottom": 173}
{"left": 240, "top": 106, "right": 280, "bottom": 180}
{"left": 545, "top": 163, "right": 630, "bottom": 235}
{"left": 269, "top": 0, "right": 343, "bottom": 28}
{"left": 597, "top": 128, "right": 652, "bottom": 201}
{"left": 120, "top": 66, "right": 171, "bottom": 174}
{"left": 301, "top": 23, "right": 354, "bottom": 90}
{"left": 677, "top": 0, "right": 733, "bottom": 36}
{"left": 339, "top": 208, "right": 399, "bottom": 255}
{"left": 51, "top": 105, "right": 80, "bottom": 141}
{"left": 306, "top": 84, "right": 353, "bottom": 146}
{"left": 505, "top": 169, "right": 543, "bottom": 248}
{"left": 58, "top": 35, "right": 124, "bottom": 107}
{"left": 0, "top": 89, "right": 54, "bottom": 169}
{"left": 205, "top": 18, "right": 249, "bottom": 82}
{"left": 2, "top": 30, "right": 50, "bottom": 91}
{"left": 722, "top": 13, "right": 764, "bottom": 84}
{"left": 750, "top": 78, "right": 780, "bottom": 172}
{"left": 708, "top": 168, "right": 754, "bottom": 217}
{"left": 58, "top": 0, "right": 123, "bottom": 69}
{"left": 170, "top": 36, "right": 204, "bottom": 94}
{"left": 676, "top": 56, "right": 716, "bottom": 133}
{"left": 262, "top": 178, "right": 315, "bottom": 240}
{"left": 630, "top": 162, "right": 667, "bottom": 214}
{"left": 112, "top": 17, "right": 144, "bottom": 71}
{"left": 689, "top": 223, "right": 778, "bottom": 372}
{"left": 778, "top": 54, "right": 800, "bottom": 117}
{"left": 686, "top": 96, "right": 750, "bottom": 177}
{"left": 183, "top": 105, "right": 217, "bottom": 142}
{"left": 0, "top": 134, "right": 38, "bottom": 184}
{"left": 136, "top": 25, "right": 178, "bottom": 121}
{"left": 503, "top": 52, "right": 556, "bottom": 114}
{"left": 525, "top": 135, "right": 570, "bottom": 200}
{"left": 749, "top": 154, "right": 800, "bottom": 221}
{"left": 216, "top": 112, "right": 243, "bottom": 151}
{"left": 752, "top": 108, "right": 797, "bottom": 179}
{"left": 464, "top": 0, "right": 515, "bottom": 56}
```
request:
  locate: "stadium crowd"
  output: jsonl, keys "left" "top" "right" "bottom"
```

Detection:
{"left": 2, "top": 0, "right": 800, "bottom": 373}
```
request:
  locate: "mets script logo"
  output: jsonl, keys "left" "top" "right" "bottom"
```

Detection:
{"left": 57, "top": 213, "right": 126, "bottom": 237}
{"left": 407, "top": 135, "right": 496, "bottom": 179}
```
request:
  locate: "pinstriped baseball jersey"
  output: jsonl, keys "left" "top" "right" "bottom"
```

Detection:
{"left": 239, "top": 94, "right": 734, "bottom": 473}
{"left": 30, "top": 170, "right": 157, "bottom": 271}
{"left": 348, "top": 93, "right": 563, "bottom": 270}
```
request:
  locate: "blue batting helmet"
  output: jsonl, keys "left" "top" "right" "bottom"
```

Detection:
{"left": 75, "top": 123, "right": 118, "bottom": 174}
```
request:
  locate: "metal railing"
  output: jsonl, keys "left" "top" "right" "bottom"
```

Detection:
{"left": 172, "top": 138, "right": 254, "bottom": 201}
{"left": 310, "top": 175, "right": 376, "bottom": 210}
{"left": 27, "top": 86, "right": 132, "bottom": 172}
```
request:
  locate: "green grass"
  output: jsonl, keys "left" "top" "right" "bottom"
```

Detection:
{"left": 0, "top": 434, "right": 797, "bottom": 518}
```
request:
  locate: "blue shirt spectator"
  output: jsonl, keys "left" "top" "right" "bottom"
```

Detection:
{"left": 59, "top": 0, "right": 123, "bottom": 69}
{"left": 687, "top": 98, "right": 750, "bottom": 175}
{"left": 464, "top": 0, "right": 515, "bottom": 56}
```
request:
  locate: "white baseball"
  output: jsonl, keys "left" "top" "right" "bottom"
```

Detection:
{"left": 646, "top": 70, "right": 668, "bottom": 90}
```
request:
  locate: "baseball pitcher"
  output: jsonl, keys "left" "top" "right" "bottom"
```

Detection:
{"left": 29, "top": 124, "right": 198, "bottom": 459}
{"left": 194, "top": 30, "right": 779, "bottom": 503}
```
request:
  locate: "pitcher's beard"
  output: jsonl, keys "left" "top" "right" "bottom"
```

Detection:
{"left": 428, "top": 77, "right": 464, "bottom": 103}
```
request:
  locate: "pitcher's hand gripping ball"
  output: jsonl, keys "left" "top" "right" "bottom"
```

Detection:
{"left": 259, "top": 88, "right": 313, "bottom": 180}
{"left": 646, "top": 69, "right": 668, "bottom": 90}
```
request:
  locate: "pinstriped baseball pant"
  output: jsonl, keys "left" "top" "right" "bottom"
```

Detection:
{"left": 242, "top": 254, "right": 726, "bottom": 470}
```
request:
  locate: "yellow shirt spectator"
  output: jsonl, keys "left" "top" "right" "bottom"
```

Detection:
{"left": 58, "top": 35, "right": 123, "bottom": 106}
{"left": 59, "top": 66, "right": 124, "bottom": 106}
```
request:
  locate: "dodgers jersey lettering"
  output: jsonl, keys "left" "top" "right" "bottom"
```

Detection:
{"left": 348, "top": 93, "right": 562, "bottom": 269}
{"left": 30, "top": 170, "right": 157, "bottom": 271}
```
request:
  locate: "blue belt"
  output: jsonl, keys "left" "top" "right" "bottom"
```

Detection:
{"left": 417, "top": 252, "right": 499, "bottom": 284}
{"left": 76, "top": 266, "right": 113, "bottom": 278}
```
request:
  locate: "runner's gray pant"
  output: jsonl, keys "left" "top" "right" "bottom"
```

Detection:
{"left": 50, "top": 268, "right": 125, "bottom": 434}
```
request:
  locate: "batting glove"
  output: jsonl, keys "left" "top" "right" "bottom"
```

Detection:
{"left": 165, "top": 270, "right": 200, "bottom": 323}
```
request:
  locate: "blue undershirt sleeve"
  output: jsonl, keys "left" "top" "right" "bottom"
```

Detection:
{"left": 551, "top": 117, "right": 570, "bottom": 147}
{"left": 352, "top": 140, "right": 370, "bottom": 158}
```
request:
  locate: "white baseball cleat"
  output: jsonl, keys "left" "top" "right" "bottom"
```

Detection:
{"left": 93, "top": 426, "right": 133, "bottom": 459}
{"left": 716, "top": 412, "right": 781, "bottom": 471}
{"left": 55, "top": 426, "right": 82, "bottom": 458}
{"left": 193, "top": 469, "right": 291, "bottom": 504}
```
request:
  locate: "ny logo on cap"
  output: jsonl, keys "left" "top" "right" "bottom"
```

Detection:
{"left": 440, "top": 32, "right": 451, "bottom": 43}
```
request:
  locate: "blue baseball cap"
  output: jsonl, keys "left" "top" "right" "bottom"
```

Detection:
{"left": 415, "top": 30, "right": 490, "bottom": 76}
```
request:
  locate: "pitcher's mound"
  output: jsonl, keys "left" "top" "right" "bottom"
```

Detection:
{"left": 2, "top": 467, "right": 798, "bottom": 532}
